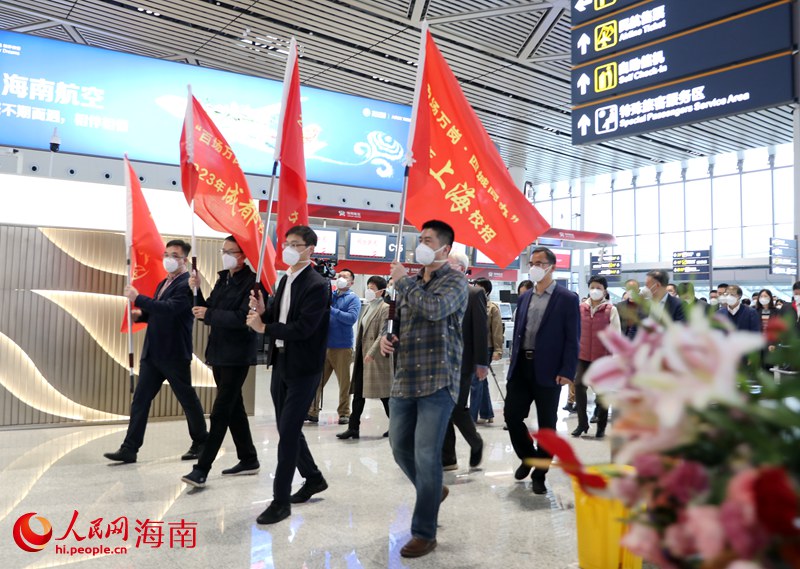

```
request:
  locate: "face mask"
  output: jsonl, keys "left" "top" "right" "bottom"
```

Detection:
{"left": 794, "top": 295, "right": 800, "bottom": 305}
{"left": 336, "top": 277, "right": 349, "bottom": 290}
{"left": 717, "top": 295, "right": 728, "bottom": 306}
{"left": 364, "top": 288, "right": 376, "bottom": 302}
{"left": 415, "top": 243, "right": 445, "bottom": 266}
{"left": 639, "top": 286, "right": 653, "bottom": 300}
{"left": 282, "top": 246, "right": 300, "bottom": 267}
{"left": 221, "top": 253, "right": 238, "bottom": 271}
{"left": 727, "top": 296, "right": 739, "bottom": 307}
{"left": 710, "top": 298, "right": 719, "bottom": 306}
{"left": 759, "top": 296, "right": 771, "bottom": 306}
{"left": 528, "top": 265, "right": 549, "bottom": 283}
{"left": 163, "top": 257, "right": 179, "bottom": 273}
{"left": 589, "top": 288, "right": 605, "bottom": 301}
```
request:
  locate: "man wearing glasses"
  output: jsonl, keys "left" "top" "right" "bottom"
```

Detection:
{"left": 104, "top": 239, "right": 208, "bottom": 464}
{"left": 505, "top": 246, "right": 580, "bottom": 495}
{"left": 246, "top": 226, "right": 332, "bottom": 525}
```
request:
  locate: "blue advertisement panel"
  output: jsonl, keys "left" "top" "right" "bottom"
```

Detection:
{"left": 571, "top": 2, "right": 792, "bottom": 105}
{"left": 0, "top": 30, "right": 411, "bottom": 191}
{"left": 572, "top": 0, "right": 776, "bottom": 65}
{"left": 572, "top": 53, "right": 794, "bottom": 145}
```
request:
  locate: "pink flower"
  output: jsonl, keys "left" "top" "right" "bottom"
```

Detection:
{"left": 610, "top": 476, "right": 640, "bottom": 508}
{"left": 659, "top": 460, "right": 709, "bottom": 504}
{"left": 720, "top": 499, "right": 769, "bottom": 558}
{"left": 685, "top": 505, "right": 726, "bottom": 560}
{"left": 632, "top": 453, "right": 664, "bottom": 479}
{"left": 725, "top": 562, "right": 764, "bottom": 569}
{"left": 727, "top": 468, "right": 759, "bottom": 509}
{"left": 663, "top": 522, "right": 695, "bottom": 557}
{"left": 620, "top": 523, "right": 668, "bottom": 565}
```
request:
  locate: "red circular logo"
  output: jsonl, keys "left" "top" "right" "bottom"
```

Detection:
{"left": 12, "top": 512, "right": 52, "bottom": 552}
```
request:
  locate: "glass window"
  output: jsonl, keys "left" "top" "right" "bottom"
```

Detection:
{"left": 613, "top": 236, "right": 635, "bottom": 263}
{"left": 685, "top": 179, "right": 711, "bottom": 230}
{"left": 742, "top": 147, "right": 770, "bottom": 172}
{"left": 741, "top": 171, "right": 772, "bottom": 226}
{"left": 661, "top": 162, "right": 683, "bottom": 184}
{"left": 635, "top": 185, "right": 659, "bottom": 235}
{"left": 660, "top": 182, "right": 684, "bottom": 232}
{"left": 660, "top": 232, "right": 685, "bottom": 262}
{"left": 686, "top": 157, "right": 710, "bottom": 180}
{"left": 613, "top": 190, "right": 635, "bottom": 236}
{"left": 553, "top": 198, "right": 573, "bottom": 228}
{"left": 592, "top": 174, "right": 613, "bottom": 193}
{"left": 553, "top": 180, "right": 571, "bottom": 200}
{"left": 636, "top": 165, "right": 657, "bottom": 187}
{"left": 584, "top": 191, "right": 612, "bottom": 233}
{"left": 742, "top": 225, "right": 773, "bottom": 257}
{"left": 712, "top": 175, "right": 741, "bottom": 228}
{"left": 635, "top": 234, "right": 660, "bottom": 263}
{"left": 773, "top": 143, "right": 793, "bottom": 168}
{"left": 714, "top": 151, "right": 740, "bottom": 176}
{"left": 773, "top": 167, "right": 793, "bottom": 225}
{"left": 774, "top": 223, "right": 794, "bottom": 239}
{"left": 713, "top": 227, "right": 742, "bottom": 258}
{"left": 535, "top": 200, "right": 553, "bottom": 225}
{"left": 614, "top": 170, "right": 634, "bottom": 190}
{"left": 535, "top": 183, "right": 551, "bottom": 201}
{"left": 685, "top": 230, "right": 712, "bottom": 251}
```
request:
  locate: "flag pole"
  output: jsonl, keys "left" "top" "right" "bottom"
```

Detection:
{"left": 123, "top": 154, "right": 136, "bottom": 394}
{"left": 387, "top": 22, "right": 427, "bottom": 339}
{"left": 185, "top": 85, "right": 200, "bottom": 306}
{"left": 255, "top": 37, "right": 297, "bottom": 296}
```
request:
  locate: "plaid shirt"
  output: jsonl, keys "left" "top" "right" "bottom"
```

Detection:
{"left": 390, "top": 263, "right": 468, "bottom": 399}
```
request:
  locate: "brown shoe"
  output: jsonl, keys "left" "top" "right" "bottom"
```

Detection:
{"left": 400, "top": 537, "right": 437, "bottom": 558}
{"left": 441, "top": 485, "right": 449, "bottom": 503}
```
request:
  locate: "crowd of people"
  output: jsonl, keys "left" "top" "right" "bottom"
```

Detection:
{"left": 102, "top": 221, "right": 797, "bottom": 558}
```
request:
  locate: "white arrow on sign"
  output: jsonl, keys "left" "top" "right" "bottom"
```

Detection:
{"left": 577, "top": 33, "right": 591, "bottom": 55}
{"left": 577, "top": 73, "right": 590, "bottom": 95}
{"left": 574, "top": 0, "right": 592, "bottom": 12}
{"left": 577, "top": 114, "right": 591, "bottom": 136}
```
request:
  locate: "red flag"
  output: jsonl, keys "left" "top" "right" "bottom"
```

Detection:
{"left": 179, "top": 92, "right": 278, "bottom": 293}
{"left": 274, "top": 38, "right": 309, "bottom": 270}
{"left": 406, "top": 27, "right": 550, "bottom": 268}
{"left": 121, "top": 156, "right": 167, "bottom": 333}
{"left": 533, "top": 429, "right": 608, "bottom": 493}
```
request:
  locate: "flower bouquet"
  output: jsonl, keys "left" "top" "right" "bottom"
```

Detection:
{"left": 540, "top": 307, "right": 800, "bottom": 569}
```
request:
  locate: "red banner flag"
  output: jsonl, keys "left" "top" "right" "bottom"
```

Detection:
{"left": 274, "top": 38, "right": 309, "bottom": 270}
{"left": 406, "top": 28, "right": 550, "bottom": 268}
{"left": 179, "top": 92, "right": 278, "bottom": 292}
{"left": 122, "top": 156, "right": 167, "bottom": 333}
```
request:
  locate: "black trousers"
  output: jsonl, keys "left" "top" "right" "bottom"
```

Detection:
{"left": 442, "top": 371, "right": 483, "bottom": 466}
{"left": 122, "top": 358, "right": 207, "bottom": 452}
{"left": 503, "top": 356, "right": 561, "bottom": 478}
{"left": 349, "top": 396, "right": 389, "bottom": 431}
{"left": 271, "top": 352, "right": 323, "bottom": 504}
{"left": 574, "top": 359, "right": 608, "bottom": 431}
{"left": 196, "top": 365, "right": 257, "bottom": 472}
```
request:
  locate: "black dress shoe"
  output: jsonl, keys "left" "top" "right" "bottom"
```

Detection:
{"left": 290, "top": 476, "right": 328, "bottom": 503}
{"left": 400, "top": 537, "right": 437, "bottom": 558}
{"left": 221, "top": 461, "right": 260, "bottom": 476}
{"left": 181, "top": 442, "right": 204, "bottom": 461}
{"left": 469, "top": 439, "right": 484, "bottom": 468}
{"left": 338, "top": 416, "right": 349, "bottom": 425}
{"left": 562, "top": 402, "right": 575, "bottom": 412}
{"left": 336, "top": 428, "right": 360, "bottom": 439}
{"left": 382, "top": 431, "right": 389, "bottom": 438}
{"left": 514, "top": 462, "right": 531, "bottom": 480}
{"left": 571, "top": 425, "right": 589, "bottom": 438}
{"left": 256, "top": 502, "right": 291, "bottom": 524}
{"left": 531, "top": 477, "right": 547, "bottom": 494}
{"left": 104, "top": 447, "right": 137, "bottom": 463}
{"left": 305, "top": 414, "right": 319, "bottom": 424}
{"left": 595, "top": 428, "right": 606, "bottom": 439}
{"left": 181, "top": 467, "right": 207, "bottom": 488}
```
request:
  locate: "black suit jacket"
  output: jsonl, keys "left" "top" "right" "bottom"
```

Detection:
{"left": 664, "top": 294, "right": 686, "bottom": 322}
{"left": 135, "top": 271, "right": 194, "bottom": 362}
{"left": 264, "top": 264, "right": 331, "bottom": 378}
{"left": 461, "top": 286, "right": 489, "bottom": 375}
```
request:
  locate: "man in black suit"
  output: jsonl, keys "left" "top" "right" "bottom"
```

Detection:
{"left": 645, "top": 269, "right": 685, "bottom": 324}
{"left": 779, "top": 281, "right": 800, "bottom": 333}
{"left": 441, "top": 251, "right": 487, "bottom": 471}
{"left": 247, "top": 225, "right": 331, "bottom": 525}
{"left": 104, "top": 239, "right": 208, "bottom": 464}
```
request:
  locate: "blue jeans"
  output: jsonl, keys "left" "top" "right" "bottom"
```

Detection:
{"left": 389, "top": 388, "right": 455, "bottom": 541}
{"left": 469, "top": 376, "right": 494, "bottom": 422}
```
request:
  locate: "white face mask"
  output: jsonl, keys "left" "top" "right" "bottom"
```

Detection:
{"left": 718, "top": 294, "right": 729, "bottom": 305}
{"left": 162, "top": 257, "right": 180, "bottom": 274}
{"left": 589, "top": 288, "right": 605, "bottom": 301}
{"left": 759, "top": 296, "right": 771, "bottom": 306}
{"left": 727, "top": 295, "right": 739, "bottom": 308}
{"left": 221, "top": 253, "right": 239, "bottom": 271}
{"left": 415, "top": 243, "right": 445, "bottom": 266}
{"left": 710, "top": 297, "right": 719, "bottom": 306}
{"left": 639, "top": 286, "right": 653, "bottom": 300}
{"left": 336, "top": 277, "right": 349, "bottom": 290}
{"left": 794, "top": 295, "right": 800, "bottom": 305}
{"left": 364, "top": 288, "right": 377, "bottom": 302}
{"left": 528, "top": 265, "right": 549, "bottom": 283}
{"left": 282, "top": 246, "right": 301, "bottom": 267}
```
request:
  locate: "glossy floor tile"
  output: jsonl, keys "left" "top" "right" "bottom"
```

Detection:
{"left": 1, "top": 362, "right": 612, "bottom": 568}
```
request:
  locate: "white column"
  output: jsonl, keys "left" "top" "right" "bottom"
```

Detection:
{"left": 508, "top": 166, "right": 526, "bottom": 190}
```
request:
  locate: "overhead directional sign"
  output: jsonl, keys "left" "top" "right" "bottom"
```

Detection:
{"left": 770, "top": 237, "right": 797, "bottom": 276}
{"left": 572, "top": 52, "right": 793, "bottom": 145}
{"left": 571, "top": 0, "right": 778, "bottom": 65}
{"left": 590, "top": 254, "right": 622, "bottom": 281}
{"left": 672, "top": 250, "right": 711, "bottom": 277}
{"left": 572, "top": 0, "right": 643, "bottom": 26}
{"left": 571, "top": 2, "right": 792, "bottom": 105}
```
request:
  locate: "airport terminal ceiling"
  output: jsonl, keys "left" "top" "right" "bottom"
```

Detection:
{"left": 0, "top": 0, "right": 794, "bottom": 186}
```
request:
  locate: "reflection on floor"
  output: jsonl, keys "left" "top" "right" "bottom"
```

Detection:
{"left": 1, "top": 362, "right": 611, "bottom": 569}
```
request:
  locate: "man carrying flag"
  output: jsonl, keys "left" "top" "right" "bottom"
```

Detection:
{"left": 104, "top": 158, "right": 208, "bottom": 464}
